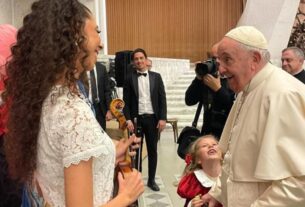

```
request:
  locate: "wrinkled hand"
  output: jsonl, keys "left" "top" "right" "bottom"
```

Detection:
{"left": 118, "top": 170, "right": 144, "bottom": 205}
{"left": 203, "top": 74, "right": 221, "bottom": 92}
{"left": 105, "top": 110, "right": 113, "bottom": 121}
{"left": 200, "top": 193, "right": 219, "bottom": 207}
{"left": 157, "top": 120, "right": 166, "bottom": 132}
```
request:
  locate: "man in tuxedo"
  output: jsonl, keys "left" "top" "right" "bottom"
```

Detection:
{"left": 89, "top": 62, "right": 113, "bottom": 130}
{"left": 123, "top": 48, "right": 167, "bottom": 191}
{"left": 281, "top": 46, "right": 305, "bottom": 84}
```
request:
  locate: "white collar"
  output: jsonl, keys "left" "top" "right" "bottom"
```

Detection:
{"left": 194, "top": 169, "right": 217, "bottom": 188}
{"left": 292, "top": 68, "right": 304, "bottom": 76}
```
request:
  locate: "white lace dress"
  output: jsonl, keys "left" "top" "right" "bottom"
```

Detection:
{"left": 35, "top": 86, "right": 115, "bottom": 207}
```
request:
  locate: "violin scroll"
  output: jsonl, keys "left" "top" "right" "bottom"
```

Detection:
{"left": 110, "top": 98, "right": 127, "bottom": 130}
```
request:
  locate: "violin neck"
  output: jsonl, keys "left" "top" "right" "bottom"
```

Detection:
{"left": 127, "top": 129, "right": 136, "bottom": 169}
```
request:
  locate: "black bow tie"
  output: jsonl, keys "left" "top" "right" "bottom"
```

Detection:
{"left": 137, "top": 72, "right": 147, "bottom": 77}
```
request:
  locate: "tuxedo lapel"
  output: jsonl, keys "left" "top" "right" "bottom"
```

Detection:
{"left": 95, "top": 65, "right": 103, "bottom": 101}
{"left": 149, "top": 71, "right": 155, "bottom": 99}
{"left": 90, "top": 69, "right": 98, "bottom": 103}
{"left": 132, "top": 72, "right": 139, "bottom": 98}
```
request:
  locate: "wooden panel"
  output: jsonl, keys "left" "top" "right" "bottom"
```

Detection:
{"left": 106, "top": 0, "right": 243, "bottom": 62}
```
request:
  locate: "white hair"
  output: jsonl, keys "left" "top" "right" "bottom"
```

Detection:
{"left": 238, "top": 42, "right": 270, "bottom": 63}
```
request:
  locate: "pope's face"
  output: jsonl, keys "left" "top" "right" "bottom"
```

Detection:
{"left": 217, "top": 37, "right": 255, "bottom": 93}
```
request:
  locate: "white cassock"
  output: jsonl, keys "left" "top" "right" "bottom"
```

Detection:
{"left": 210, "top": 63, "right": 305, "bottom": 207}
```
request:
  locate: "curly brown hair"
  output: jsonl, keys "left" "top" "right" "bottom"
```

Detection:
{"left": 4, "top": 0, "right": 91, "bottom": 182}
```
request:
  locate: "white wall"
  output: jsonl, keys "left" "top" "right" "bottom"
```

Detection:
{"left": 0, "top": 0, "right": 100, "bottom": 28}
{"left": 12, "top": 0, "right": 35, "bottom": 28}
{"left": 79, "top": 0, "right": 96, "bottom": 16}
{"left": 0, "top": 0, "right": 13, "bottom": 25}
{"left": 0, "top": 0, "right": 107, "bottom": 54}
{"left": 238, "top": 0, "right": 300, "bottom": 64}
{"left": 2, "top": 0, "right": 300, "bottom": 64}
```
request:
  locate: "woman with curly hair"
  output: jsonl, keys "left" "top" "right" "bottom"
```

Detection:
{"left": 177, "top": 135, "right": 222, "bottom": 207}
{"left": 4, "top": 0, "right": 143, "bottom": 206}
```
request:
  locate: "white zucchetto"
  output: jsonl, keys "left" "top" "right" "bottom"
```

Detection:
{"left": 225, "top": 26, "right": 268, "bottom": 50}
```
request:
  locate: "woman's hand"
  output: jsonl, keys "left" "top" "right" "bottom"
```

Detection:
{"left": 117, "top": 169, "right": 144, "bottom": 205}
{"left": 126, "top": 120, "right": 134, "bottom": 132}
{"left": 128, "top": 134, "right": 141, "bottom": 157}
{"left": 101, "top": 169, "right": 144, "bottom": 207}
{"left": 115, "top": 134, "right": 141, "bottom": 165}
{"left": 105, "top": 110, "right": 113, "bottom": 121}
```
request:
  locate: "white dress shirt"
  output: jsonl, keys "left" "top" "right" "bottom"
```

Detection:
{"left": 137, "top": 70, "right": 154, "bottom": 115}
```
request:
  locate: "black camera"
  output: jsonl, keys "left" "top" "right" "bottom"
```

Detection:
{"left": 195, "top": 58, "right": 218, "bottom": 77}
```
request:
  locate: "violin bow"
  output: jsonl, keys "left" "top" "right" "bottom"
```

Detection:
{"left": 133, "top": 117, "right": 142, "bottom": 171}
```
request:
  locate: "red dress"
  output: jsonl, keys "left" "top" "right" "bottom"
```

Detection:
{"left": 177, "top": 170, "right": 222, "bottom": 207}
{"left": 0, "top": 78, "right": 8, "bottom": 136}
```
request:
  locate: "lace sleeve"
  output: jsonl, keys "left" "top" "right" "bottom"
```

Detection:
{"left": 57, "top": 98, "right": 111, "bottom": 168}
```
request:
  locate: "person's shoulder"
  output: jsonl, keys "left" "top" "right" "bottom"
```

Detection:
{"left": 295, "top": 69, "right": 305, "bottom": 84}
{"left": 261, "top": 67, "right": 305, "bottom": 104}
{"left": 270, "top": 66, "right": 305, "bottom": 91}
{"left": 126, "top": 71, "right": 136, "bottom": 80}
{"left": 42, "top": 88, "right": 96, "bottom": 134}
{"left": 96, "top": 62, "right": 106, "bottom": 71}
{"left": 148, "top": 70, "right": 160, "bottom": 75}
{"left": 148, "top": 71, "right": 163, "bottom": 79}
{"left": 47, "top": 88, "right": 92, "bottom": 115}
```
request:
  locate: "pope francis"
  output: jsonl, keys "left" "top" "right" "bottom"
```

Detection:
{"left": 200, "top": 26, "right": 305, "bottom": 207}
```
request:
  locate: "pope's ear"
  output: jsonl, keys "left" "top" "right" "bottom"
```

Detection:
{"left": 252, "top": 51, "right": 262, "bottom": 63}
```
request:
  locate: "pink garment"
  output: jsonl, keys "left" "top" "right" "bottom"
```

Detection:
{"left": 0, "top": 24, "right": 17, "bottom": 78}
{"left": 0, "top": 24, "right": 17, "bottom": 135}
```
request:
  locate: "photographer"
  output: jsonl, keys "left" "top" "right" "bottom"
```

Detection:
{"left": 185, "top": 43, "right": 234, "bottom": 139}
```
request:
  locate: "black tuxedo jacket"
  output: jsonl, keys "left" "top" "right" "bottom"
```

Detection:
{"left": 123, "top": 70, "right": 167, "bottom": 121}
{"left": 94, "top": 62, "right": 112, "bottom": 124}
